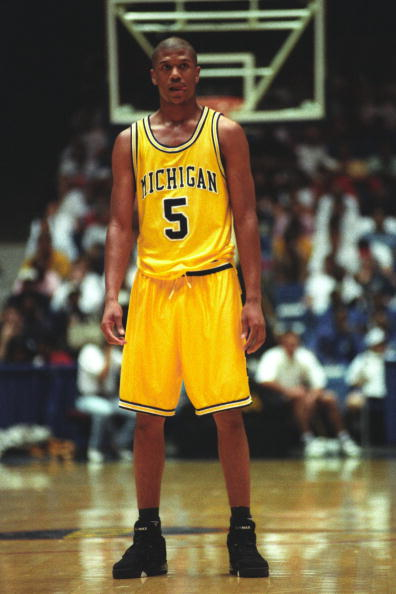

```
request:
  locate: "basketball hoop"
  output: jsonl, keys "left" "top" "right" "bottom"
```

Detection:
{"left": 197, "top": 95, "right": 244, "bottom": 116}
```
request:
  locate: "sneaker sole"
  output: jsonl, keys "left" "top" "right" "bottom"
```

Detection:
{"left": 113, "top": 564, "right": 168, "bottom": 579}
{"left": 230, "top": 566, "right": 269, "bottom": 578}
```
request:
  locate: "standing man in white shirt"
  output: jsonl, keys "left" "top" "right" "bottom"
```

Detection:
{"left": 345, "top": 327, "right": 388, "bottom": 446}
{"left": 255, "top": 330, "right": 360, "bottom": 457}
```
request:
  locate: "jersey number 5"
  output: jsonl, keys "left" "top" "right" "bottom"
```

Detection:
{"left": 163, "top": 197, "right": 189, "bottom": 240}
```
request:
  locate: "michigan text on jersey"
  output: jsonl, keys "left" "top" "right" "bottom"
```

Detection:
{"left": 141, "top": 166, "right": 218, "bottom": 199}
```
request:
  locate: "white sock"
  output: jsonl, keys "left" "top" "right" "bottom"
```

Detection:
{"left": 338, "top": 431, "right": 350, "bottom": 441}
{"left": 302, "top": 432, "right": 315, "bottom": 444}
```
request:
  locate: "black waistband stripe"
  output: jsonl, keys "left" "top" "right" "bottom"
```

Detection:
{"left": 185, "top": 263, "right": 232, "bottom": 277}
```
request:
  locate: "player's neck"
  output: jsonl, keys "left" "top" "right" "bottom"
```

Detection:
{"left": 156, "top": 98, "right": 202, "bottom": 125}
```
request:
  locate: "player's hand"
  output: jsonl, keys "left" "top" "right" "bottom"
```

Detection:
{"left": 101, "top": 299, "right": 127, "bottom": 346}
{"left": 241, "top": 301, "right": 266, "bottom": 354}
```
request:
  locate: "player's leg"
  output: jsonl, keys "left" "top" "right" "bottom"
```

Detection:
{"left": 213, "top": 407, "right": 269, "bottom": 577}
{"left": 213, "top": 408, "right": 250, "bottom": 507}
{"left": 112, "top": 411, "right": 168, "bottom": 579}
{"left": 113, "top": 274, "right": 182, "bottom": 579}
{"left": 180, "top": 268, "right": 268, "bottom": 577}
{"left": 133, "top": 412, "right": 166, "bottom": 508}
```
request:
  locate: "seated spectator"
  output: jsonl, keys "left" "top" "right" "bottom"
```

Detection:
{"left": 13, "top": 265, "right": 61, "bottom": 300}
{"left": 305, "top": 255, "right": 362, "bottom": 316}
{"left": 255, "top": 330, "right": 360, "bottom": 457}
{"left": 366, "top": 140, "right": 396, "bottom": 178}
{"left": 51, "top": 255, "right": 104, "bottom": 317}
{"left": 75, "top": 341, "right": 135, "bottom": 463}
{"left": 272, "top": 209, "right": 312, "bottom": 284}
{"left": 355, "top": 239, "right": 396, "bottom": 306}
{"left": 25, "top": 201, "right": 80, "bottom": 263}
{"left": 32, "top": 330, "right": 74, "bottom": 367}
{"left": 345, "top": 327, "right": 388, "bottom": 446}
{"left": 2, "top": 335, "right": 36, "bottom": 364}
{"left": 295, "top": 125, "right": 338, "bottom": 177}
{"left": 81, "top": 198, "right": 109, "bottom": 253}
{"left": 359, "top": 207, "right": 396, "bottom": 271}
{"left": 310, "top": 304, "right": 363, "bottom": 365}
{"left": 24, "top": 221, "right": 71, "bottom": 279}
{"left": 16, "top": 222, "right": 71, "bottom": 299}
{"left": 0, "top": 304, "right": 24, "bottom": 361}
{"left": 6, "top": 289, "right": 55, "bottom": 356}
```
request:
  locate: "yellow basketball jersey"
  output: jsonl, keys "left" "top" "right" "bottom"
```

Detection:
{"left": 131, "top": 106, "right": 235, "bottom": 279}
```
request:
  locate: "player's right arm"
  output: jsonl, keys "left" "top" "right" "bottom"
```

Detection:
{"left": 101, "top": 128, "right": 135, "bottom": 345}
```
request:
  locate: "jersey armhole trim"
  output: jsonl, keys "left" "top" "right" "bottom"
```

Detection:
{"left": 211, "top": 111, "right": 226, "bottom": 178}
{"left": 130, "top": 122, "right": 138, "bottom": 180}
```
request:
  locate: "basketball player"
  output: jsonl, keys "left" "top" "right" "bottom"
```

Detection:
{"left": 101, "top": 36, "right": 269, "bottom": 579}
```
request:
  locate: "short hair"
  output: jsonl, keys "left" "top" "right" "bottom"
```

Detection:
{"left": 151, "top": 37, "right": 197, "bottom": 66}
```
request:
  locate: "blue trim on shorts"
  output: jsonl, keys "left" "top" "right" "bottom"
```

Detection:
{"left": 195, "top": 395, "right": 251, "bottom": 414}
{"left": 119, "top": 399, "right": 176, "bottom": 414}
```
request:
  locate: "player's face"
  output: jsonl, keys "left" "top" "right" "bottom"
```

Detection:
{"left": 281, "top": 333, "right": 299, "bottom": 357}
{"left": 150, "top": 49, "right": 200, "bottom": 104}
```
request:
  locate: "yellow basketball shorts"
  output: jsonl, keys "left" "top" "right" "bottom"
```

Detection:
{"left": 119, "top": 264, "right": 251, "bottom": 416}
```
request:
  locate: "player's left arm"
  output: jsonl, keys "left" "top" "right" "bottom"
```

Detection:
{"left": 218, "top": 116, "right": 266, "bottom": 354}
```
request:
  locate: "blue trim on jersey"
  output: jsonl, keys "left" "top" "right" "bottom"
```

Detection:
{"left": 142, "top": 106, "right": 209, "bottom": 153}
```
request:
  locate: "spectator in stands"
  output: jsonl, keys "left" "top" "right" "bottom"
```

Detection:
{"left": 26, "top": 221, "right": 71, "bottom": 278}
{"left": 312, "top": 305, "right": 362, "bottom": 365}
{"left": 359, "top": 207, "right": 396, "bottom": 270}
{"left": 81, "top": 198, "right": 110, "bottom": 253}
{"left": 295, "top": 125, "right": 338, "bottom": 177}
{"left": 367, "top": 140, "right": 396, "bottom": 178}
{"left": 0, "top": 304, "right": 24, "bottom": 361}
{"left": 16, "top": 222, "right": 71, "bottom": 299}
{"left": 6, "top": 289, "right": 55, "bottom": 356}
{"left": 25, "top": 201, "right": 80, "bottom": 263}
{"left": 51, "top": 255, "right": 104, "bottom": 318}
{"left": 1, "top": 335, "right": 36, "bottom": 364}
{"left": 355, "top": 239, "right": 396, "bottom": 307}
{"left": 345, "top": 327, "right": 388, "bottom": 446}
{"left": 255, "top": 330, "right": 360, "bottom": 457}
{"left": 272, "top": 207, "right": 312, "bottom": 284}
{"left": 75, "top": 340, "right": 135, "bottom": 463}
{"left": 308, "top": 178, "right": 361, "bottom": 275}
{"left": 305, "top": 255, "right": 363, "bottom": 317}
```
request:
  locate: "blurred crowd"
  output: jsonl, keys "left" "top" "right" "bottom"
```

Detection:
{"left": 1, "top": 74, "right": 396, "bottom": 456}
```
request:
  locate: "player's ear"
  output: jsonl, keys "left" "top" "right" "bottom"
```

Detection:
{"left": 150, "top": 68, "right": 158, "bottom": 86}
{"left": 194, "top": 65, "right": 201, "bottom": 84}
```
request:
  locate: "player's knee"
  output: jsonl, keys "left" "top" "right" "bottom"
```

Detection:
{"left": 213, "top": 408, "right": 244, "bottom": 432}
{"left": 346, "top": 391, "right": 364, "bottom": 410}
{"left": 319, "top": 391, "right": 336, "bottom": 406}
{"left": 135, "top": 412, "right": 166, "bottom": 434}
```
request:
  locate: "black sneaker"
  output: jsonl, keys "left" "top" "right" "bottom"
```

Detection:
{"left": 227, "top": 519, "right": 269, "bottom": 578}
{"left": 113, "top": 520, "right": 168, "bottom": 579}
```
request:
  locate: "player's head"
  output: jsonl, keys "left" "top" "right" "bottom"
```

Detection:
{"left": 150, "top": 37, "right": 200, "bottom": 104}
{"left": 279, "top": 331, "right": 300, "bottom": 357}
{"left": 151, "top": 37, "right": 197, "bottom": 67}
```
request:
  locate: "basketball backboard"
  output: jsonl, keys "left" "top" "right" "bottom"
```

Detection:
{"left": 106, "top": 0, "right": 325, "bottom": 123}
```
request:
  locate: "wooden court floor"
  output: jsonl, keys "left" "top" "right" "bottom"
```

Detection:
{"left": 1, "top": 456, "right": 396, "bottom": 593}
